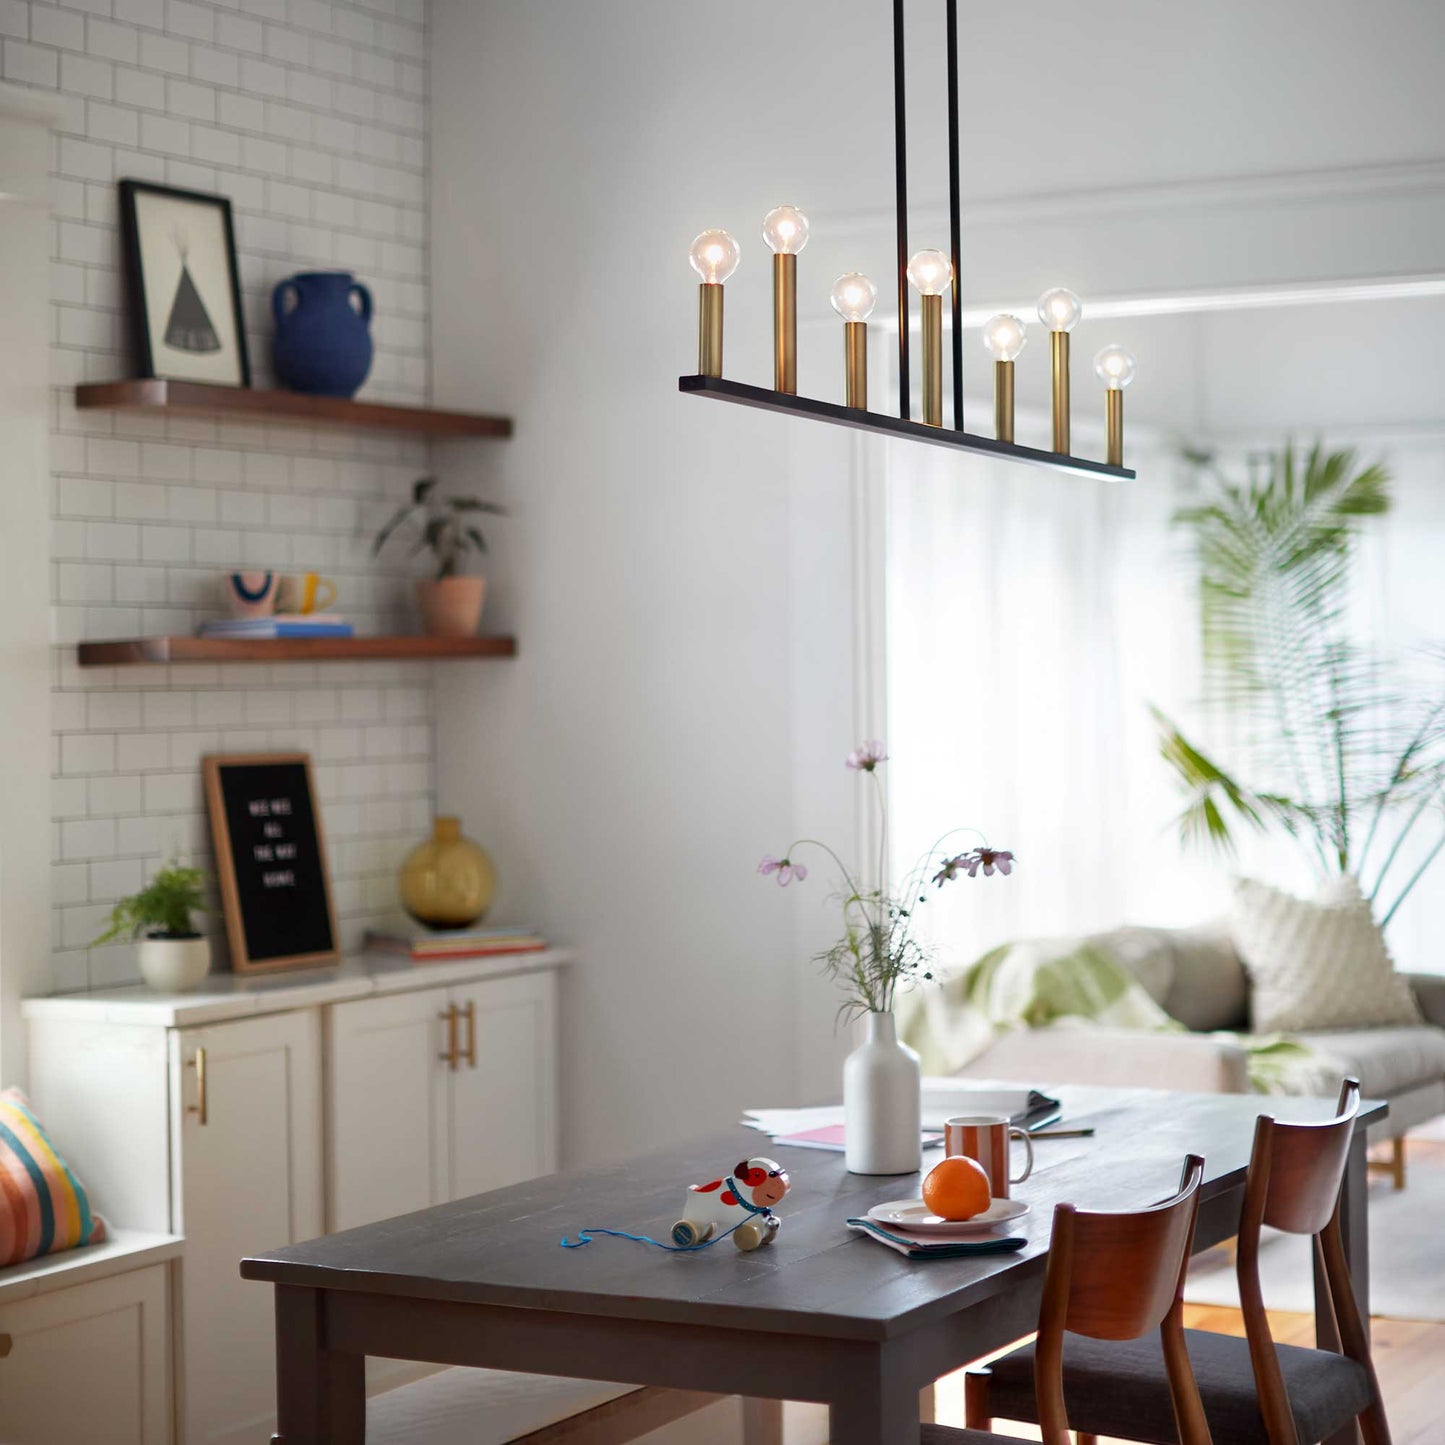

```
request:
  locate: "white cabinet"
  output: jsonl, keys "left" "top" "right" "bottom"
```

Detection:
{"left": 447, "top": 972, "right": 557, "bottom": 1201}
{"left": 329, "top": 970, "right": 557, "bottom": 1232}
{"left": 0, "top": 1261, "right": 172, "bottom": 1445}
{"left": 24, "top": 952, "right": 565, "bottom": 1445}
{"left": 170, "top": 1011, "right": 323, "bottom": 1445}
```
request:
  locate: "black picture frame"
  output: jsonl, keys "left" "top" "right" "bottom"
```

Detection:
{"left": 203, "top": 752, "right": 339, "bottom": 974}
{"left": 119, "top": 179, "right": 251, "bottom": 388}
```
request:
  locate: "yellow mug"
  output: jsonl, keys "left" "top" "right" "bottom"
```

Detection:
{"left": 275, "top": 573, "right": 338, "bottom": 615}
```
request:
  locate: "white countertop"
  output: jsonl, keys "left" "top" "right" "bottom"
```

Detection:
{"left": 22, "top": 948, "right": 573, "bottom": 1028}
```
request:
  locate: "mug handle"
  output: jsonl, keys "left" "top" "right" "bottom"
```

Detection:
{"left": 311, "top": 577, "right": 338, "bottom": 612}
{"left": 1008, "top": 1127, "right": 1034, "bottom": 1183}
{"left": 350, "top": 282, "right": 372, "bottom": 323}
{"left": 272, "top": 281, "right": 299, "bottom": 327}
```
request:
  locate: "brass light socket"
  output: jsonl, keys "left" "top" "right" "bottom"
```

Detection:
{"left": 844, "top": 321, "right": 867, "bottom": 409}
{"left": 773, "top": 253, "right": 797, "bottom": 394}
{"left": 1050, "top": 330, "right": 1071, "bottom": 453}
{"left": 1106, "top": 389, "right": 1123, "bottom": 467}
{"left": 994, "top": 359, "right": 1015, "bottom": 443}
{"left": 921, "top": 293, "right": 943, "bottom": 427}
{"left": 697, "top": 283, "right": 724, "bottom": 378}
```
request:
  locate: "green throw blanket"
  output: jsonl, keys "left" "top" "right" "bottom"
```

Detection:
{"left": 899, "top": 940, "right": 1333, "bottom": 1095}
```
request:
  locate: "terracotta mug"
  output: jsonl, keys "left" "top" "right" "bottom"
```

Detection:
{"left": 945, "top": 1115, "right": 1034, "bottom": 1199}
{"left": 276, "top": 572, "right": 338, "bottom": 615}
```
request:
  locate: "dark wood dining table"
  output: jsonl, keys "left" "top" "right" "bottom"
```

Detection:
{"left": 243, "top": 1084, "right": 1382, "bottom": 1445}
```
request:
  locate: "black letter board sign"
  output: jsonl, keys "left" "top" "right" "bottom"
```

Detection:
{"left": 203, "top": 753, "right": 339, "bottom": 974}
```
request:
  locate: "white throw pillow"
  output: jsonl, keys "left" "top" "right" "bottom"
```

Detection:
{"left": 1230, "top": 874, "right": 1422, "bottom": 1034}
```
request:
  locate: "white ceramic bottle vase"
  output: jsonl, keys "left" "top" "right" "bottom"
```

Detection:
{"left": 843, "top": 1010, "right": 922, "bottom": 1175}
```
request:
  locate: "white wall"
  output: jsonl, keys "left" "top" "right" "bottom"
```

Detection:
{"left": 0, "top": 0, "right": 441, "bottom": 997}
{"left": 430, "top": 0, "right": 1445, "bottom": 1165}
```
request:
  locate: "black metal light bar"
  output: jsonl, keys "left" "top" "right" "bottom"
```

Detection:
{"left": 892, "top": 0, "right": 910, "bottom": 421}
{"left": 679, "top": 376, "right": 1135, "bottom": 480}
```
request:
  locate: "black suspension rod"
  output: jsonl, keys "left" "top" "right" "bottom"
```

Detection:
{"left": 893, "top": 0, "right": 910, "bottom": 420}
{"left": 946, "top": 0, "right": 963, "bottom": 430}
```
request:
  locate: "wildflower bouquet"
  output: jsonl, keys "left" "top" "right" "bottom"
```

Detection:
{"left": 759, "top": 741, "right": 1012, "bottom": 1021}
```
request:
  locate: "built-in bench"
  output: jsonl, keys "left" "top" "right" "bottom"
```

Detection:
{"left": 0, "top": 1229, "right": 182, "bottom": 1443}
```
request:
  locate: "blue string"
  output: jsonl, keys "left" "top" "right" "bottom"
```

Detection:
{"left": 560, "top": 1223, "right": 742, "bottom": 1252}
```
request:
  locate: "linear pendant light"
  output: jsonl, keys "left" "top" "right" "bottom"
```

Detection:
{"left": 678, "top": 0, "right": 1138, "bottom": 482}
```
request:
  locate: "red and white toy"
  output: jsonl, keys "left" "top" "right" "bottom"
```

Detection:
{"left": 671, "top": 1156, "right": 791, "bottom": 1251}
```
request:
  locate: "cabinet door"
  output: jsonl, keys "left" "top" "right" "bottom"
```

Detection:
{"left": 447, "top": 971, "right": 558, "bottom": 1201}
{"left": 327, "top": 987, "right": 451, "bottom": 1232}
{"left": 171, "top": 1010, "right": 322, "bottom": 1445}
{"left": 0, "top": 1264, "right": 171, "bottom": 1445}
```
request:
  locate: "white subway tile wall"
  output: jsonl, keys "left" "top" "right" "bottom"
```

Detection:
{"left": 9, "top": 0, "right": 439, "bottom": 990}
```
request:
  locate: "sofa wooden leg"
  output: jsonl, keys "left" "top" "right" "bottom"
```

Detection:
{"left": 963, "top": 1371, "right": 991, "bottom": 1429}
{"left": 1391, "top": 1135, "right": 1406, "bottom": 1190}
{"left": 1076, "top": 1435, "right": 1099, "bottom": 1444}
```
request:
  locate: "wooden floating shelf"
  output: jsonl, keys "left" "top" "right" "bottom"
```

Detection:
{"left": 78, "top": 635, "right": 518, "bottom": 667}
{"left": 678, "top": 375, "right": 1136, "bottom": 481}
{"left": 75, "top": 379, "right": 513, "bottom": 438}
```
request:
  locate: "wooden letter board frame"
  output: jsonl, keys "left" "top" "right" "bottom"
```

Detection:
{"left": 203, "top": 751, "right": 340, "bottom": 974}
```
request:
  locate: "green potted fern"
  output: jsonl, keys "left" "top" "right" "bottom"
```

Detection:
{"left": 92, "top": 861, "right": 212, "bottom": 992}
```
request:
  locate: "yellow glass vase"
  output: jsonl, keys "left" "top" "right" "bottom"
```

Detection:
{"left": 399, "top": 816, "right": 496, "bottom": 929}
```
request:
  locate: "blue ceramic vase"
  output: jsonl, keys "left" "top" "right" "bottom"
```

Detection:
{"left": 271, "top": 271, "right": 374, "bottom": 398}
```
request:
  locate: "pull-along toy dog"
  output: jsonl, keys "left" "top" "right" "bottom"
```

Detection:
{"left": 671, "top": 1157, "right": 791, "bottom": 1251}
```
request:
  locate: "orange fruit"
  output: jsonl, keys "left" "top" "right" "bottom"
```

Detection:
{"left": 922, "top": 1156, "right": 992, "bottom": 1221}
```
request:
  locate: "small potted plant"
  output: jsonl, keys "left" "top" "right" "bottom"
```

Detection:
{"left": 373, "top": 477, "right": 505, "bottom": 637}
{"left": 92, "top": 860, "right": 212, "bottom": 993}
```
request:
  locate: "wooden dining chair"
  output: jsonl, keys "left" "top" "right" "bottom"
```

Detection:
{"left": 963, "top": 1079, "right": 1392, "bottom": 1445}
{"left": 922, "top": 1154, "right": 1211, "bottom": 1445}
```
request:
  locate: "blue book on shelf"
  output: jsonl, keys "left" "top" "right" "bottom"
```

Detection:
{"left": 199, "top": 618, "right": 354, "bottom": 638}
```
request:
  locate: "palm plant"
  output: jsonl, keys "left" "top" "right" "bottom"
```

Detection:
{"left": 1154, "top": 443, "right": 1445, "bottom": 926}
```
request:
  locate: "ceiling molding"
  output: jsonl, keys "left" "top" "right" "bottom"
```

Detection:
{"left": 820, "top": 158, "right": 1445, "bottom": 241}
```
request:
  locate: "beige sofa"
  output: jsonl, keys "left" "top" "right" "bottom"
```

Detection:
{"left": 954, "top": 925, "right": 1445, "bottom": 1182}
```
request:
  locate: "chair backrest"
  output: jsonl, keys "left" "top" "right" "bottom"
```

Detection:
{"left": 1033, "top": 1154, "right": 1212, "bottom": 1445}
{"left": 1250, "top": 1077, "right": 1360, "bottom": 1237}
{"left": 1236, "top": 1078, "right": 1392, "bottom": 1445}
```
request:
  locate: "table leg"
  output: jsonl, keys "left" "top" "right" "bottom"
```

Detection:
{"left": 741, "top": 1397, "right": 784, "bottom": 1445}
{"left": 829, "top": 1345, "right": 918, "bottom": 1445}
{"left": 271, "top": 1284, "right": 365, "bottom": 1445}
{"left": 1318, "top": 1128, "right": 1370, "bottom": 1445}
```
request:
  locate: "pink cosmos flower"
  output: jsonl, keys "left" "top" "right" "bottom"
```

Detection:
{"left": 758, "top": 856, "right": 807, "bottom": 886}
{"left": 845, "top": 740, "right": 889, "bottom": 772}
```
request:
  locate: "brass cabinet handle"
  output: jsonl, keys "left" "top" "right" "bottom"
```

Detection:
{"left": 0, "top": 1333, "right": 12, "bottom": 1358}
{"left": 186, "top": 1048, "right": 208, "bottom": 1127}
{"left": 438, "top": 1004, "right": 459, "bottom": 1071}
{"left": 461, "top": 1000, "right": 477, "bottom": 1069}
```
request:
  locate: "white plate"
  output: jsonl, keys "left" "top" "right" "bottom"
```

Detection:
{"left": 867, "top": 1197, "right": 1029, "bottom": 1236}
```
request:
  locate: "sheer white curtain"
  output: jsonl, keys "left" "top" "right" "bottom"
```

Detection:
{"left": 883, "top": 429, "right": 1219, "bottom": 975}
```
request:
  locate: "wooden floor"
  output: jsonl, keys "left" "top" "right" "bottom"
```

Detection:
{"left": 925, "top": 1132, "right": 1445, "bottom": 1445}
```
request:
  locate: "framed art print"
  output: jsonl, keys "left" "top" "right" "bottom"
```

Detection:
{"left": 119, "top": 180, "right": 250, "bottom": 388}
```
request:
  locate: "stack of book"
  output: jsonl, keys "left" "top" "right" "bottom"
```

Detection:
{"left": 198, "top": 615, "right": 354, "bottom": 639}
{"left": 364, "top": 923, "right": 547, "bottom": 964}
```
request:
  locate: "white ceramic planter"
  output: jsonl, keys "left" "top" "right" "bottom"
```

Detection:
{"left": 137, "top": 935, "right": 212, "bottom": 993}
{"left": 843, "top": 1010, "right": 922, "bottom": 1175}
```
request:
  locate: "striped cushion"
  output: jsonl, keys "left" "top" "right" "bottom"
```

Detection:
{"left": 0, "top": 1088, "right": 106, "bottom": 1268}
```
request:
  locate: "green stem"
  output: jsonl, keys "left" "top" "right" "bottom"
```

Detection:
{"left": 1381, "top": 826, "right": 1445, "bottom": 928}
{"left": 1368, "top": 787, "right": 1441, "bottom": 901}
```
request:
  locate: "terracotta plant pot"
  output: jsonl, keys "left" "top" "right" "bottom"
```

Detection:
{"left": 416, "top": 577, "right": 486, "bottom": 637}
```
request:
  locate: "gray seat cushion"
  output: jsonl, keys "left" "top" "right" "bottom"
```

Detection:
{"left": 984, "top": 1328, "right": 1370, "bottom": 1445}
{"left": 921, "top": 1431, "right": 1011, "bottom": 1445}
{"left": 1289, "top": 1024, "right": 1445, "bottom": 1098}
